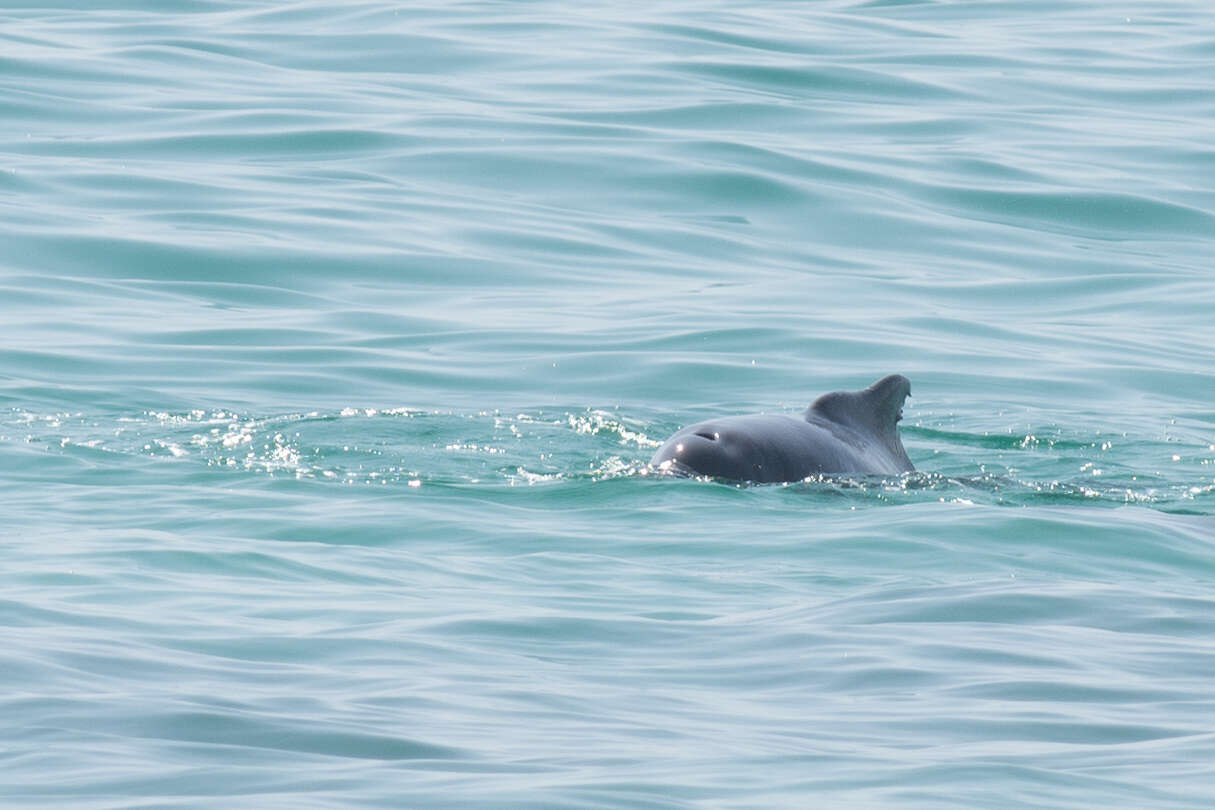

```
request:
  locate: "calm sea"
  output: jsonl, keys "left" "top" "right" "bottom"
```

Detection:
{"left": 3, "top": 2, "right": 1214, "bottom": 808}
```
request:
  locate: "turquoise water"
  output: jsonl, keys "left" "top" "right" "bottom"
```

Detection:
{"left": 3, "top": 1, "right": 1215, "bottom": 807}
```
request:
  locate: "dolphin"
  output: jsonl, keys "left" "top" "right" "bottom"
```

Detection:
{"left": 650, "top": 374, "right": 915, "bottom": 482}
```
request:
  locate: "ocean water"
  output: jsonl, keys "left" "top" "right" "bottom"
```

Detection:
{"left": 3, "top": 1, "right": 1214, "bottom": 807}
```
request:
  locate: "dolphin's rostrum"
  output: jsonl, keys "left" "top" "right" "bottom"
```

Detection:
{"left": 650, "top": 374, "right": 915, "bottom": 482}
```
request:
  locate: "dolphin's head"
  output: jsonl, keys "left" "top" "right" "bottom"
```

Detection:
{"left": 649, "top": 415, "right": 820, "bottom": 482}
{"left": 650, "top": 423, "right": 756, "bottom": 481}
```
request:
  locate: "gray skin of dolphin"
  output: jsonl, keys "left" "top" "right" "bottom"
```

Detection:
{"left": 650, "top": 374, "right": 915, "bottom": 483}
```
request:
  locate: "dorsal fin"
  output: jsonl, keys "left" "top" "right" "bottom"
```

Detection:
{"left": 805, "top": 374, "right": 913, "bottom": 466}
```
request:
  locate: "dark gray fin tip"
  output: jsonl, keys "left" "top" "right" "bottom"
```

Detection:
{"left": 867, "top": 374, "right": 912, "bottom": 427}
{"left": 806, "top": 374, "right": 912, "bottom": 437}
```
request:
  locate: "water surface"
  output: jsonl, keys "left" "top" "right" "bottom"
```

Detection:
{"left": 3, "top": 1, "right": 1214, "bottom": 808}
